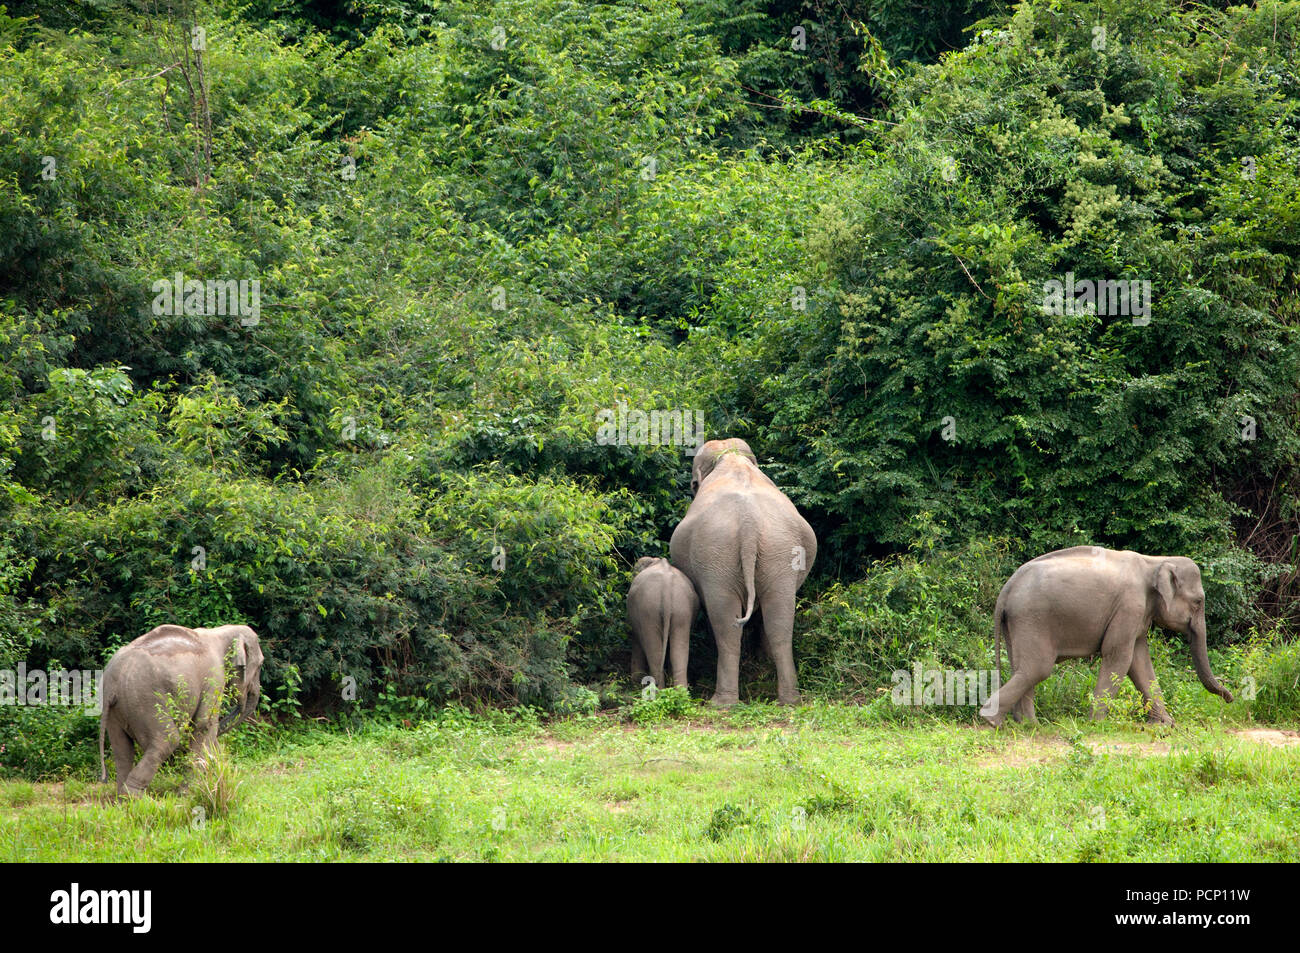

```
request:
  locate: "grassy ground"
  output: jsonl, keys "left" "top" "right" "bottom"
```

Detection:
{"left": 3, "top": 700, "right": 1299, "bottom": 861}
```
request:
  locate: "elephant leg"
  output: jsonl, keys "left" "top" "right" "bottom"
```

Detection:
{"left": 630, "top": 639, "right": 648, "bottom": 683}
{"left": 759, "top": 597, "right": 801, "bottom": 705}
{"left": 705, "top": 592, "right": 745, "bottom": 706}
{"left": 646, "top": 645, "right": 667, "bottom": 693}
{"left": 980, "top": 644, "right": 1052, "bottom": 727}
{"left": 1011, "top": 687, "right": 1037, "bottom": 724}
{"left": 107, "top": 723, "right": 136, "bottom": 796}
{"left": 1128, "top": 636, "right": 1173, "bottom": 725}
{"left": 122, "top": 738, "right": 178, "bottom": 797}
{"left": 669, "top": 619, "right": 690, "bottom": 691}
{"left": 1091, "top": 632, "right": 1136, "bottom": 721}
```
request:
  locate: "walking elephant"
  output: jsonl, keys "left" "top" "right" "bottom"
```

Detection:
{"left": 979, "top": 547, "right": 1233, "bottom": 727}
{"left": 670, "top": 438, "right": 816, "bottom": 706}
{"left": 627, "top": 556, "right": 698, "bottom": 692}
{"left": 99, "top": 624, "right": 264, "bottom": 796}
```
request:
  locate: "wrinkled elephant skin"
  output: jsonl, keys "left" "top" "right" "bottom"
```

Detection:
{"left": 980, "top": 547, "right": 1232, "bottom": 727}
{"left": 99, "top": 624, "right": 264, "bottom": 796}
{"left": 670, "top": 438, "right": 816, "bottom": 706}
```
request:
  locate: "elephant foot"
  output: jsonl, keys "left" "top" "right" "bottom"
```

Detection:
{"left": 1147, "top": 712, "right": 1175, "bottom": 727}
{"left": 709, "top": 693, "right": 739, "bottom": 708}
{"left": 978, "top": 699, "right": 1005, "bottom": 728}
{"left": 777, "top": 691, "right": 802, "bottom": 706}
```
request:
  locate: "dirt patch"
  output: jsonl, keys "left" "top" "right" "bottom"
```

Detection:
{"left": 975, "top": 737, "right": 1175, "bottom": 767}
{"left": 975, "top": 729, "right": 1300, "bottom": 767}
{"left": 1086, "top": 740, "right": 1171, "bottom": 757}
{"left": 975, "top": 738, "right": 1069, "bottom": 768}
{"left": 1231, "top": 729, "right": 1300, "bottom": 747}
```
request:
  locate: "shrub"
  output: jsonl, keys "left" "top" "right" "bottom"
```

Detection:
{"left": 0, "top": 705, "right": 99, "bottom": 781}
{"left": 798, "top": 531, "right": 1014, "bottom": 703}
{"left": 746, "top": 0, "right": 1300, "bottom": 640}
{"left": 628, "top": 685, "right": 695, "bottom": 726}
{"left": 1242, "top": 634, "right": 1300, "bottom": 723}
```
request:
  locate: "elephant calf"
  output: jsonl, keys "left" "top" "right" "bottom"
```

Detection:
{"left": 628, "top": 557, "right": 698, "bottom": 691}
{"left": 980, "top": 547, "right": 1233, "bottom": 727}
{"left": 99, "top": 624, "right": 264, "bottom": 796}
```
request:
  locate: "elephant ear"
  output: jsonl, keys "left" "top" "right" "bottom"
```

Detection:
{"left": 691, "top": 440, "right": 755, "bottom": 494}
{"left": 1155, "top": 562, "right": 1178, "bottom": 611}
{"left": 690, "top": 449, "right": 715, "bottom": 495}
{"left": 230, "top": 632, "right": 248, "bottom": 674}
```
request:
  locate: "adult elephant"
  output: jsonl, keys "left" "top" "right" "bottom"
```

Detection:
{"left": 99, "top": 624, "right": 264, "bottom": 796}
{"left": 670, "top": 438, "right": 816, "bottom": 706}
{"left": 979, "top": 547, "right": 1234, "bottom": 727}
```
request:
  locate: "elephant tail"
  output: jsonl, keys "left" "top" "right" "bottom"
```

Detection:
{"left": 993, "top": 597, "right": 1009, "bottom": 685}
{"left": 735, "top": 526, "right": 758, "bottom": 627}
{"left": 657, "top": 586, "right": 672, "bottom": 686}
{"left": 98, "top": 700, "right": 109, "bottom": 784}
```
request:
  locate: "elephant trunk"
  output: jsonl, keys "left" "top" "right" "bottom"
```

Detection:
{"left": 1189, "top": 617, "right": 1233, "bottom": 703}
{"left": 218, "top": 681, "right": 256, "bottom": 734}
{"left": 218, "top": 700, "right": 245, "bottom": 734}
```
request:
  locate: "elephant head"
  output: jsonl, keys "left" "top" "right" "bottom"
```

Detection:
{"left": 1152, "top": 559, "right": 1233, "bottom": 703}
{"left": 690, "top": 438, "right": 757, "bottom": 495}
{"left": 203, "top": 625, "right": 264, "bottom": 733}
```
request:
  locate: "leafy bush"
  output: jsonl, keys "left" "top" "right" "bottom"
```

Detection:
{"left": 628, "top": 685, "right": 695, "bottom": 726}
{"left": 706, "top": 801, "right": 758, "bottom": 842}
{"left": 0, "top": 705, "right": 99, "bottom": 781}
{"left": 1242, "top": 635, "right": 1300, "bottom": 723}
{"left": 14, "top": 461, "right": 631, "bottom": 712}
{"left": 747, "top": 0, "right": 1300, "bottom": 639}
{"left": 798, "top": 530, "right": 1013, "bottom": 702}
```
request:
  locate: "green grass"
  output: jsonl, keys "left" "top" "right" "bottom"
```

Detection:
{"left": 3, "top": 702, "right": 1298, "bottom": 861}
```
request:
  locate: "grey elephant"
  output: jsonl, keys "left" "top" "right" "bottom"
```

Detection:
{"left": 627, "top": 556, "right": 699, "bottom": 692}
{"left": 669, "top": 438, "right": 817, "bottom": 706}
{"left": 99, "top": 624, "right": 264, "bottom": 796}
{"left": 979, "top": 546, "right": 1234, "bottom": 727}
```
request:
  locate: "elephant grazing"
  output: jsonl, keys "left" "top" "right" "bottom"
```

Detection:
{"left": 979, "top": 547, "right": 1234, "bottom": 727}
{"left": 627, "top": 556, "right": 699, "bottom": 692}
{"left": 99, "top": 624, "right": 264, "bottom": 796}
{"left": 670, "top": 438, "right": 817, "bottom": 706}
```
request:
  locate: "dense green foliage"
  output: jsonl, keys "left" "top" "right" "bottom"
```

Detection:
{"left": 1, "top": 0, "right": 1297, "bottom": 758}
{"left": 752, "top": 1, "right": 1300, "bottom": 620}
